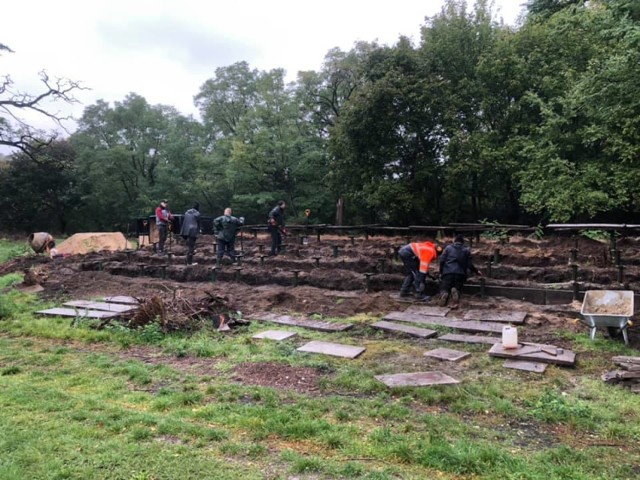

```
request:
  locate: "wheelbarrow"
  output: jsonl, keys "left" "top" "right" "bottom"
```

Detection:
{"left": 580, "top": 290, "right": 634, "bottom": 345}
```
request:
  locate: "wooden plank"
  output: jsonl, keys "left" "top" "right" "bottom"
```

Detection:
{"left": 463, "top": 310, "right": 527, "bottom": 324}
{"left": 424, "top": 348, "right": 470, "bottom": 362}
{"left": 504, "top": 360, "right": 547, "bottom": 373}
{"left": 439, "top": 333, "right": 500, "bottom": 345}
{"left": 384, "top": 311, "right": 503, "bottom": 333}
{"left": 404, "top": 305, "right": 451, "bottom": 317}
{"left": 371, "top": 321, "right": 437, "bottom": 338}
{"left": 297, "top": 341, "right": 365, "bottom": 359}
{"left": 488, "top": 342, "right": 576, "bottom": 366}
{"left": 103, "top": 296, "right": 140, "bottom": 305}
{"left": 36, "top": 308, "right": 119, "bottom": 319}
{"left": 375, "top": 371, "right": 460, "bottom": 387}
{"left": 64, "top": 301, "right": 137, "bottom": 313}
{"left": 612, "top": 356, "right": 640, "bottom": 366}
{"left": 248, "top": 313, "right": 352, "bottom": 332}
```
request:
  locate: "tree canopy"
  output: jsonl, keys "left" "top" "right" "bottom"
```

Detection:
{"left": 2, "top": 0, "right": 639, "bottom": 233}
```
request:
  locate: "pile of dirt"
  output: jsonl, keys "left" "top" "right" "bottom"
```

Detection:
{"left": 55, "top": 232, "right": 133, "bottom": 255}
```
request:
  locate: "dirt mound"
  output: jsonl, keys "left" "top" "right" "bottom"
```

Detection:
{"left": 56, "top": 232, "right": 133, "bottom": 255}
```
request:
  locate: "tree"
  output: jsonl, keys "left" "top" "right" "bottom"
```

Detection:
{"left": 0, "top": 44, "right": 86, "bottom": 159}
{"left": 0, "top": 140, "right": 82, "bottom": 232}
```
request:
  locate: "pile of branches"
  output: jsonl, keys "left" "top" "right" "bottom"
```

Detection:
{"left": 602, "top": 356, "right": 640, "bottom": 394}
{"left": 125, "top": 291, "right": 244, "bottom": 332}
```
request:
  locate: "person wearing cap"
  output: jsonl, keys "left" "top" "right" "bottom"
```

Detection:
{"left": 398, "top": 240, "right": 442, "bottom": 299}
{"left": 438, "top": 234, "right": 482, "bottom": 308}
{"left": 155, "top": 200, "right": 173, "bottom": 254}
{"left": 180, "top": 203, "right": 201, "bottom": 265}
{"left": 213, "top": 207, "right": 245, "bottom": 264}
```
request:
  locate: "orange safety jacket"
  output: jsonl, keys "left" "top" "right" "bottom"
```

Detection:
{"left": 410, "top": 241, "right": 438, "bottom": 274}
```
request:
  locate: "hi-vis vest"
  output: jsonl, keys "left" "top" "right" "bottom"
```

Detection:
{"left": 410, "top": 242, "right": 437, "bottom": 273}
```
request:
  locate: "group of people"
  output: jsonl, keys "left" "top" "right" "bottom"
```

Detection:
{"left": 154, "top": 199, "right": 287, "bottom": 265}
{"left": 155, "top": 199, "right": 479, "bottom": 306}
{"left": 399, "top": 234, "right": 482, "bottom": 308}
{"left": 154, "top": 200, "right": 245, "bottom": 266}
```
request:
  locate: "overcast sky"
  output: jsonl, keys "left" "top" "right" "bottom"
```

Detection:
{"left": 2, "top": 0, "right": 525, "bottom": 138}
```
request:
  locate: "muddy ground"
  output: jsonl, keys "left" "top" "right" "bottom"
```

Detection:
{"left": 3, "top": 232, "right": 640, "bottom": 349}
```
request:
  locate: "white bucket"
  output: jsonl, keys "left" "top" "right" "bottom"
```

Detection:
{"left": 502, "top": 325, "right": 518, "bottom": 349}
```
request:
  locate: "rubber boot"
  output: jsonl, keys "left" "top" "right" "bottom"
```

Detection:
{"left": 438, "top": 291, "right": 449, "bottom": 307}
{"left": 450, "top": 288, "right": 460, "bottom": 309}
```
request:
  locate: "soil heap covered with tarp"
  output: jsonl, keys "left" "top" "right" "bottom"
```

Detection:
{"left": 55, "top": 232, "right": 133, "bottom": 255}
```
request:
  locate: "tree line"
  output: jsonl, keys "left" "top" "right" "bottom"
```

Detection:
{"left": 1, "top": 0, "right": 639, "bottom": 234}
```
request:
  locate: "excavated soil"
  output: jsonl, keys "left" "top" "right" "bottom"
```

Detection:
{"left": 3, "top": 232, "right": 640, "bottom": 348}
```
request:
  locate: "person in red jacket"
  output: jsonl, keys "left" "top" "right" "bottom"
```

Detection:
{"left": 398, "top": 240, "right": 443, "bottom": 299}
{"left": 155, "top": 200, "right": 173, "bottom": 254}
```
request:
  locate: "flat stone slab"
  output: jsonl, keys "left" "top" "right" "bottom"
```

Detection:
{"left": 297, "top": 341, "right": 365, "bottom": 358}
{"left": 64, "top": 301, "right": 137, "bottom": 313}
{"left": 424, "top": 348, "right": 471, "bottom": 362}
{"left": 17, "top": 284, "right": 44, "bottom": 294}
{"left": 103, "top": 296, "right": 140, "bottom": 305}
{"left": 388, "top": 293, "right": 422, "bottom": 303}
{"left": 249, "top": 313, "right": 352, "bottom": 332}
{"left": 404, "top": 305, "right": 451, "bottom": 317}
{"left": 252, "top": 330, "right": 297, "bottom": 341}
{"left": 375, "top": 371, "right": 460, "bottom": 387}
{"left": 504, "top": 360, "right": 548, "bottom": 373}
{"left": 439, "top": 333, "right": 501, "bottom": 345}
{"left": 371, "top": 321, "right": 437, "bottom": 338}
{"left": 36, "top": 308, "right": 120, "bottom": 319}
{"left": 488, "top": 342, "right": 576, "bottom": 366}
{"left": 384, "top": 311, "right": 503, "bottom": 333}
{"left": 464, "top": 310, "right": 527, "bottom": 324}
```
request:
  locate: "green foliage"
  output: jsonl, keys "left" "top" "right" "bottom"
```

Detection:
{"left": 528, "top": 390, "right": 594, "bottom": 424}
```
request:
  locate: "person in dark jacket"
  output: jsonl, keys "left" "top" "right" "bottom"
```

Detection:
{"left": 267, "top": 200, "right": 286, "bottom": 256}
{"left": 398, "top": 240, "right": 442, "bottom": 299}
{"left": 180, "top": 203, "right": 200, "bottom": 265}
{"left": 438, "top": 234, "right": 482, "bottom": 308}
{"left": 213, "top": 207, "right": 245, "bottom": 263}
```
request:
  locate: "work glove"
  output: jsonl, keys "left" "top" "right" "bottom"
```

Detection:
{"left": 239, "top": 217, "right": 245, "bottom": 224}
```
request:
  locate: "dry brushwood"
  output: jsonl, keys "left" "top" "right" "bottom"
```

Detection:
{"left": 126, "top": 292, "right": 240, "bottom": 332}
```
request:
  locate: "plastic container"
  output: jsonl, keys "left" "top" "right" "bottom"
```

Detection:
{"left": 502, "top": 325, "right": 518, "bottom": 349}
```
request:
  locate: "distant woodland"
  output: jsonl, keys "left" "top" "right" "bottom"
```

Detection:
{"left": 1, "top": 0, "right": 639, "bottom": 233}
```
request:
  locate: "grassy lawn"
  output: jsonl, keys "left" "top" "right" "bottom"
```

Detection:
{"left": 1, "top": 240, "right": 639, "bottom": 479}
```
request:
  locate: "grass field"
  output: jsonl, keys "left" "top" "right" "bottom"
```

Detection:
{"left": 1, "top": 239, "right": 639, "bottom": 479}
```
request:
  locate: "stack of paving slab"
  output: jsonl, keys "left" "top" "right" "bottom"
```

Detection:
{"left": 36, "top": 295, "right": 139, "bottom": 319}
{"left": 372, "top": 306, "right": 526, "bottom": 344}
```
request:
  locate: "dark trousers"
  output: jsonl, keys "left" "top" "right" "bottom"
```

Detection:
{"left": 158, "top": 225, "right": 168, "bottom": 252}
{"left": 440, "top": 273, "right": 466, "bottom": 294}
{"left": 185, "top": 236, "right": 197, "bottom": 264}
{"left": 268, "top": 226, "right": 282, "bottom": 255}
{"left": 217, "top": 238, "right": 236, "bottom": 261}
{"left": 399, "top": 247, "right": 420, "bottom": 293}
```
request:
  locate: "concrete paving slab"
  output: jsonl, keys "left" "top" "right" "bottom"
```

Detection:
{"left": 36, "top": 308, "right": 119, "bottom": 319}
{"left": 504, "top": 360, "right": 548, "bottom": 373}
{"left": 249, "top": 313, "right": 352, "bottom": 332}
{"left": 371, "top": 321, "right": 437, "bottom": 338}
{"left": 103, "top": 296, "right": 140, "bottom": 305}
{"left": 489, "top": 342, "right": 576, "bottom": 366}
{"left": 297, "top": 341, "right": 365, "bottom": 359}
{"left": 404, "top": 305, "right": 451, "bottom": 317}
{"left": 64, "top": 301, "right": 137, "bottom": 313}
{"left": 439, "top": 333, "right": 501, "bottom": 345}
{"left": 252, "top": 330, "right": 298, "bottom": 341}
{"left": 384, "top": 311, "right": 503, "bottom": 333}
{"left": 464, "top": 310, "right": 527, "bottom": 324}
{"left": 375, "top": 371, "right": 460, "bottom": 387}
{"left": 424, "top": 348, "right": 471, "bottom": 362}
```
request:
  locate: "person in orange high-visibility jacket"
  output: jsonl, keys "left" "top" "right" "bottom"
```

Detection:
{"left": 398, "top": 240, "right": 443, "bottom": 298}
